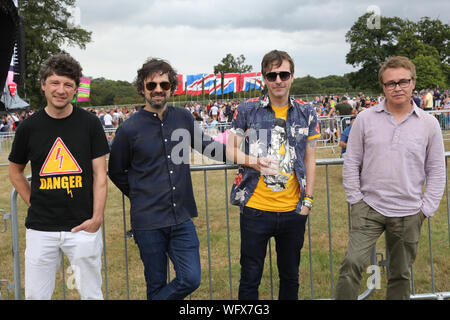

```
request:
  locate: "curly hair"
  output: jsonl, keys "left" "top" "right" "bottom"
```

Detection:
{"left": 134, "top": 58, "right": 178, "bottom": 96}
{"left": 39, "top": 53, "right": 83, "bottom": 87}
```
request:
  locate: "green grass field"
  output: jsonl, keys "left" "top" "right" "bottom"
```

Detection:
{"left": 0, "top": 145, "right": 449, "bottom": 300}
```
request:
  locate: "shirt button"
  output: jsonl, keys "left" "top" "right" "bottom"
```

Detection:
{"left": 170, "top": 170, "right": 173, "bottom": 174}
{"left": 164, "top": 139, "right": 168, "bottom": 142}
{"left": 173, "top": 203, "right": 176, "bottom": 207}
{"left": 173, "top": 186, "right": 176, "bottom": 190}
{"left": 167, "top": 155, "right": 171, "bottom": 159}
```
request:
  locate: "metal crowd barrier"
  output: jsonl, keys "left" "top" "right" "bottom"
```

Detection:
{"left": 2, "top": 154, "right": 449, "bottom": 300}
{"left": 1, "top": 108, "right": 449, "bottom": 164}
{"left": 430, "top": 110, "right": 450, "bottom": 141}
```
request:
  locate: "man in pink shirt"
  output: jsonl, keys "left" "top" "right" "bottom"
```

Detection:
{"left": 335, "top": 56, "right": 445, "bottom": 300}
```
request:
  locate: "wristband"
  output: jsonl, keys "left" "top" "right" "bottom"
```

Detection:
{"left": 303, "top": 197, "right": 314, "bottom": 204}
{"left": 303, "top": 198, "right": 313, "bottom": 210}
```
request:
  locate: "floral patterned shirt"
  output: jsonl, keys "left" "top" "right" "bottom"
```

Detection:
{"left": 230, "top": 95, "right": 321, "bottom": 212}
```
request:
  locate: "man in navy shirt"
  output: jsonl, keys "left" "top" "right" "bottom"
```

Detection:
{"left": 108, "top": 58, "right": 226, "bottom": 300}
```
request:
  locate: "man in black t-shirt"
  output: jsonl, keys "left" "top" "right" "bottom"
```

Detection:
{"left": 8, "top": 54, "right": 109, "bottom": 300}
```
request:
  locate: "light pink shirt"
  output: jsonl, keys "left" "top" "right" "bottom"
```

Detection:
{"left": 343, "top": 100, "right": 445, "bottom": 217}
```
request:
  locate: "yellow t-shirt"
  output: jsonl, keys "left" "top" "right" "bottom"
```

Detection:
{"left": 246, "top": 105, "right": 300, "bottom": 212}
{"left": 425, "top": 92, "right": 433, "bottom": 108}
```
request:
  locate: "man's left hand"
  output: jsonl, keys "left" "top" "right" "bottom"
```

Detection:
{"left": 420, "top": 211, "right": 426, "bottom": 221}
{"left": 299, "top": 206, "right": 310, "bottom": 216}
{"left": 71, "top": 218, "right": 102, "bottom": 233}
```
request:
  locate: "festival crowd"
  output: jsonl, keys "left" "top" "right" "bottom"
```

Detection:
{"left": 1, "top": 88, "right": 449, "bottom": 135}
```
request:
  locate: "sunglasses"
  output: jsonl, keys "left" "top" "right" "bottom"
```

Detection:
{"left": 145, "top": 81, "right": 171, "bottom": 91}
{"left": 265, "top": 71, "right": 291, "bottom": 82}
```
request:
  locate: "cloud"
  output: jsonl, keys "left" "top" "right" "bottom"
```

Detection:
{"left": 68, "top": 0, "right": 449, "bottom": 82}
{"left": 77, "top": 0, "right": 448, "bottom": 31}
{"left": 67, "top": 23, "right": 355, "bottom": 81}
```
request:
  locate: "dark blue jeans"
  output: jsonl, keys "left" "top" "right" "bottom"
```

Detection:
{"left": 239, "top": 206, "right": 308, "bottom": 300}
{"left": 133, "top": 219, "right": 201, "bottom": 300}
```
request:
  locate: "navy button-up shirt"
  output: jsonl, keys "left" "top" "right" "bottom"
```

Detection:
{"left": 108, "top": 106, "right": 226, "bottom": 230}
{"left": 230, "top": 95, "right": 320, "bottom": 212}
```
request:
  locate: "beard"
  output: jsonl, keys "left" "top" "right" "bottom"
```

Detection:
{"left": 50, "top": 95, "right": 72, "bottom": 109}
{"left": 146, "top": 92, "right": 169, "bottom": 110}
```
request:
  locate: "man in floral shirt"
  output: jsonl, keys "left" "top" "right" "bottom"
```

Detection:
{"left": 226, "top": 50, "right": 320, "bottom": 300}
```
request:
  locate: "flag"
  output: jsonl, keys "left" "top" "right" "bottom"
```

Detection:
{"left": 173, "top": 74, "right": 185, "bottom": 95}
{"left": 7, "top": 65, "right": 17, "bottom": 97}
{"left": 76, "top": 77, "right": 91, "bottom": 102}
{"left": 240, "top": 72, "right": 264, "bottom": 92}
{"left": 212, "top": 73, "right": 222, "bottom": 95}
{"left": 216, "top": 73, "right": 240, "bottom": 95}
{"left": 186, "top": 73, "right": 204, "bottom": 95}
{"left": 203, "top": 74, "right": 216, "bottom": 95}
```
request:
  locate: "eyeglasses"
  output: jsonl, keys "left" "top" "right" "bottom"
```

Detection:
{"left": 264, "top": 71, "right": 291, "bottom": 82}
{"left": 145, "top": 81, "right": 171, "bottom": 91}
{"left": 383, "top": 79, "right": 412, "bottom": 91}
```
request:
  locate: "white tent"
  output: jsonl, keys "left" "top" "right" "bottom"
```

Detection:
{"left": 0, "top": 82, "right": 29, "bottom": 111}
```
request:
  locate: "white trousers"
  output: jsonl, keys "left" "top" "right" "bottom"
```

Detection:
{"left": 25, "top": 228, "right": 104, "bottom": 300}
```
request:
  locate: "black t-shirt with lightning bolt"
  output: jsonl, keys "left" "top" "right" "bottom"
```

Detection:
{"left": 9, "top": 106, "right": 109, "bottom": 231}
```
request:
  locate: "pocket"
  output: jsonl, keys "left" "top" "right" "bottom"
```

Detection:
{"left": 402, "top": 213, "right": 423, "bottom": 265}
{"left": 404, "top": 213, "right": 422, "bottom": 244}
{"left": 79, "top": 230, "right": 98, "bottom": 236}
{"left": 73, "top": 230, "right": 103, "bottom": 259}
{"left": 350, "top": 200, "right": 369, "bottom": 230}
{"left": 242, "top": 206, "right": 263, "bottom": 218}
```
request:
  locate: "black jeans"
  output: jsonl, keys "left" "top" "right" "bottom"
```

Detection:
{"left": 239, "top": 206, "right": 308, "bottom": 300}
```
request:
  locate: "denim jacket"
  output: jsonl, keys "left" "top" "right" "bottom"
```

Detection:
{"left": 229, "top": 95, "right": 320, "bottom": 212}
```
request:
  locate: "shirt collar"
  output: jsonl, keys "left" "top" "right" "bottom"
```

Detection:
{"left": 140, "top": 105, "right": 170, "bottom": 119}
{"left": 258, "top": 95, "right": 296, "bottom": 109}
{"left": 375, "top": 99, "right": 422, "bottom": 118}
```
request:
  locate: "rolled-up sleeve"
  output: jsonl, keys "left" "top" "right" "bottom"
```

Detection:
{"left": 421, "top": 119, "right": 446, "bottom": 217}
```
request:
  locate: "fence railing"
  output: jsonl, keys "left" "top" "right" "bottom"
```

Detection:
{"left": 1, "top": 154, "right": 449, "bottom": 300}
{"left": 2, "top": 110, "right": 449, "bottom": 166}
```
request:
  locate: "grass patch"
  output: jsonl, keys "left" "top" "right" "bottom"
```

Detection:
{"left": 0, "top": 146, "right": 449, "bottom": 300}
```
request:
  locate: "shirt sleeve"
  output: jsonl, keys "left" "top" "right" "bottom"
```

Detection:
{"left": 421, "top": 118, "right": 446, "bottom": 217}
{"left": 189, "top": 111, "right": 227, "bottom": 163}
{"left": 307, "top": 107, "right": 321, "bottom": 140}
{"left": 342, "top": 116, "right": 365, "bottom": 204}
{"left": 8, "top": 121, "right": 30, "bottom": 164}
{"left": 108, "top": 125, "right": 131, "bottom": 197}
{"left": 230, "top": 103, "right": 248, "bottom": 137}
{"left": 90, "top": 116, "right": 110, "bottom": 159}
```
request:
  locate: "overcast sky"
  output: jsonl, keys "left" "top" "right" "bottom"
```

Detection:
{"left": 64, "top": 0, "right": 449, "bottom": 82}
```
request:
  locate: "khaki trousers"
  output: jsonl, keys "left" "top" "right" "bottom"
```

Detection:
{"left": 335, "top": 200, "right": 423, "bottom": 300}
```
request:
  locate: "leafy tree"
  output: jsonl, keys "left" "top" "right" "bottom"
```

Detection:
{"left": 18, "top": 0, "right": 92, "bottom": 108}
{"left": 412, "top": 55, "right": 447, "bottom": 90}
{"left": 345, "top": 13, "right": 405, "bottom": 90}
{"left": 291, "top": 75, "right": 322, "bottom": 94}
{"left": 345, "top": 13, "right": 449, "bottom": 90}
{"left": 416, "top": 17, "right": 450, "bottom": 64}
{"left": 213, "top": 53, "right": 252, "bottom": 74}
{"left": 88, "top": 78, "right": 142, "bottom": 106}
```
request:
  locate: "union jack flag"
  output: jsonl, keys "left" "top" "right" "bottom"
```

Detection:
{"left": 186, "top": 73, "right": 204, "bottom": 95}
